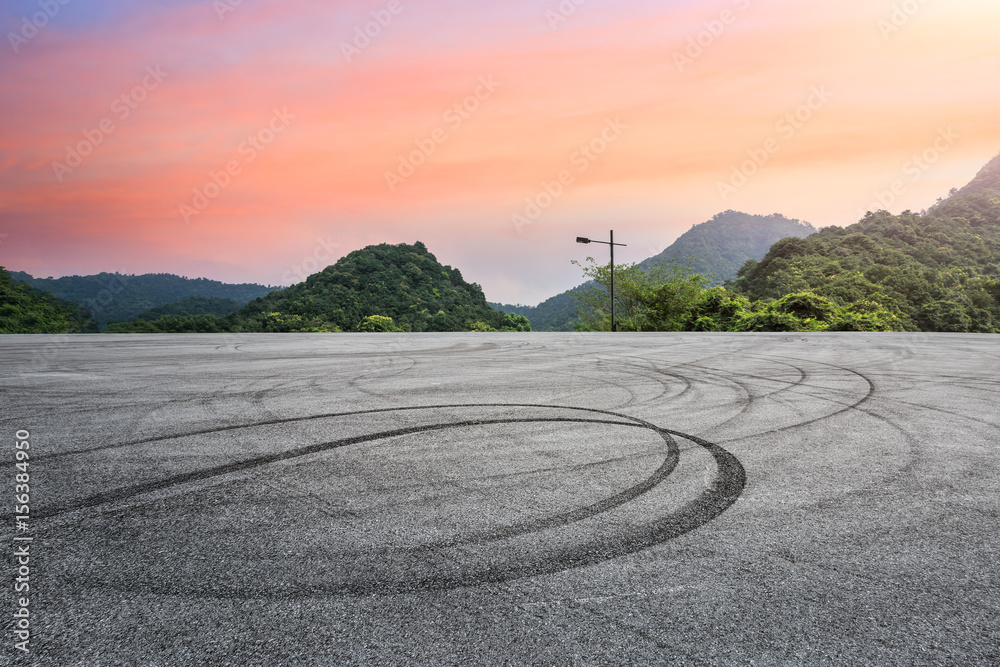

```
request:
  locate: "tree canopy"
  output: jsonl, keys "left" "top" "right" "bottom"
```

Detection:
{"left": 219, "top": 241, "right": 529, "bottom": 333}
{"left": 10, "top": 271, "right": 275, "bottom": 330}
{"left": 639, "top": 211, "right": 817, "bottom": 285}
{"left": 568, "top": 152, "right": 1000, "bottom": 333}
{"left": 730, "top": 155, "right": 1000, "bottom": 332}
{"left": 0, "top": 266, "right": 97, "bottom": 333}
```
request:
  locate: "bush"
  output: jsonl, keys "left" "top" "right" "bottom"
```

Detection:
{"left": 358, "top": 315, "right": 402, "bottom": 332}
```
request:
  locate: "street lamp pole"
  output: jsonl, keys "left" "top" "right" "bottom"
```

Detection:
{"left": 576, "top": 230, "right": 627, "bottom": 332}
{"left": 610, "top": 229, "right": 616, "bottom": 332}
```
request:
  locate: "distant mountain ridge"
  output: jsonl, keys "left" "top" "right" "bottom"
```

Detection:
{"left": 221, "top": 241, "right": 528, "bottom": 332}
{"left": 489, "top": 291, "right": 578, "bottom": 332}
{"left": 639, "top": 211, "right": 817, "bottom": 283}
{"left": 9, "top": 271, "right": 276, "bottom": 330}
{"left": 956, "top": 151, "right": 1000, "bottom": 194}
{"left": 734, "top": 150, "right": 1000, "bottom": 332}
{"left": 131, "top": 296, "right": 245, "bottom": 321}
{"left": 495, "top": 210, "right": 817, "bottom": 330}
{"left": 0, "top": 266, "right": 97, "bottom": 333}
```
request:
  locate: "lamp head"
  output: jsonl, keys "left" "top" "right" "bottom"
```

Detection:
{"left": 576, "top": 237, "right": 591, "bottom": 244}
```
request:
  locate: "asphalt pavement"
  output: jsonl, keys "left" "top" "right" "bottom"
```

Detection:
{"left": 1, "top": 332, "right": 998, "bottom": 666}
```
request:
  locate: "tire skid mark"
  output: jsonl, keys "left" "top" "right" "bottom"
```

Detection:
{"left": 592, "top": 358, "right": 645, "bottom": 408}
{"left": 24, "top": 405, "right": 674, "bottom": 520}
{"left": 878, "top": 397, "right": 1000, "bottom": 431}
{"left": 26, "top": 417, "right": 638, "bottom": 521}
{"left": 588, "top": 355, "right": 691, "bottom": 406}
{"left": 710, "top": 385, "right": 875, "bottom": 444}
{"left": 668, "top": 362, "right": 756, "bottom": 422}
{"left": 415, "top": 430, "right": 679, "bottom": 549}
{"left": 346, "top": 354, "right": 419, "bottom": 398}
{"left": 684, "top": 357, "right": 816, "bottom": 402}
{"left": 508, "top": 358, "right": 688, "bottom": 413}
{"left": 789, "top": 398, "right": 925, "bottom": 515}
{"left": 869, "top": 371, "right": 1000, "bottom": 394}
{"left": 33, "top": 402, "right": 627, "bottom": 461}
{"left": 241, "top": 428, "right": 737, "bottom": 597}
{"left": 715, "top": 357, "right": 836, "bottom": 428}
{"left": 50, "top": 421, "right": 744, "bottom": 599}
{"left": 693, "top": 356, "right": 877, "bottom": 443}
{"left": 361, "top": 448, "right": 665, "bottom": 496}
{"left": 0, "top": 393, "right": 206, "bottom": 424}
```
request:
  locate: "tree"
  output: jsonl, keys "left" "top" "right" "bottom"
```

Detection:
{"left": 572, "top": 257, "right": 708, "bottom": 331}
{"left": 0, "top": 266, "right": 97, "bottom": 333}
{"left": 499, "top": 313, "right": 531, "bottom": 332}
{"left": 680, "top": 287, "right": 753, "bottom": 331}
{"left": 916, "top": 300, "right": 973, "bottom": 332}
{"left": 358, "top": 315, "right": 402, "bottom": 332}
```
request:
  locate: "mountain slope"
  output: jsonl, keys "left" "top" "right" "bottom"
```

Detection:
{"left": 490, "top": 291, "right": 578, "bottom": 332}
{"left": 131, "top": 296, "right": 245, "bottom": 321}
{"left": 0, "top": 266, "right": 97, "bottom": 333}
{"left": 9, "top": 271, "right": 276, "bottom": 330}
{"left": 511, "top": 210, "right": 817, "bottom": 331}
{"left": 955, "top": 151, "right": 1000, "bottom": 195}
{"left": 226, "top": 241, "right": 528, "bottom": 332}
{"left": 735, "top": 152, "right": 1000, "bottom": 332}
{"left": 639, "top": 211, "right": 817, "bottom": 283}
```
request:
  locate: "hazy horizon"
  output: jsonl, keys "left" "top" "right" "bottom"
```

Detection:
{"left": 2, "top": 0, "right": 999, "bottom": 304}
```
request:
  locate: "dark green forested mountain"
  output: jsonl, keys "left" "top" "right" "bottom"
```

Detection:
{"left": 219, "top": 241, "right": 528, "bottom": 333}
{"left": 0, "top": 266, "right": 97, "bottom": 333}
{"left": 500, "top": 210, "right": 817, "bottom": 331}
{"left": 730, "top": 152, "right": 1000, "bottom": 332}
{"left": 131, "top": 296, "right": 245, "bottom": 321}
{"left": 9, "top": 271, "right": 276, "bottom": 330}
{"left": 490, "top": 291, "right": 578, "bottom": 332}
{"left": 638, "top": 211, "right": 817, "bottom": 283}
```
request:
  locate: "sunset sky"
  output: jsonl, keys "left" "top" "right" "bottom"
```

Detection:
{"left": 2, "top": 0, "right": 999, "bottom": 305}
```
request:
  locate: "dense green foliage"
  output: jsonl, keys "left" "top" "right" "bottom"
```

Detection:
{"left": 131, "top": 296, "right": 245, "bottom": 321}
{"left": 358, "top": 315, "right": 403, "bottom": 332}
{"left": 572, "top": 258, "right": 708, "bottom": 331}
{"left": 224, "top": 242, "right": 529, "bottom": 333}
{"left": 509, "top": 210, "right": 817, "bottom": 331}
{"left": 639, "top": 211, "right": 817, "bottom": 284}
{"left": 0, "top": 267, "right": 97, "bottom": 333}
{"left": 106, "top": 314, "right": 227, "bottom": 333}
{"left": 570, "top": 259, "right": 904, "bottom": 333}
{"left": 565, "top": 153, "right": 1000, "bottom": 333}
{"left": 681, "top": 288, "right": 900, "bottom": 332}
{"left": 731, "top": 153, "right": 1000, "bottom": 332}
{"left": 490, "top": 291, "right": 579, "bottom": 332}
{"left": 9, "top": 271, "right": 275, "bottom": 330}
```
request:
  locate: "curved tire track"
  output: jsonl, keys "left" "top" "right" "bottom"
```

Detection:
{"left": 32, "top": 404, "right": 745, "bottom": 598}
